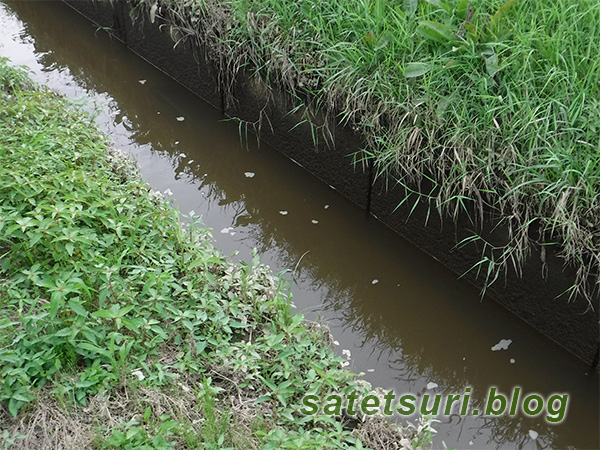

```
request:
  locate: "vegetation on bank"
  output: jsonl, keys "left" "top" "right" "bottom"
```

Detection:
{"left": 0, "top": 59, "right": 433, "bottom": 449}
{"left": 145, "top": 0, "right": 599, "bottom": 302}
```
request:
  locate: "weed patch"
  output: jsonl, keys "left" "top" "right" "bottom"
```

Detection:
{"left": 0, "top": 57, "right": 430, "bottom": 449}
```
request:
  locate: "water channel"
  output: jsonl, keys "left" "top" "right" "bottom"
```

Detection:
{"left": 1, "top": 2, "right": 598, "bottom": 449}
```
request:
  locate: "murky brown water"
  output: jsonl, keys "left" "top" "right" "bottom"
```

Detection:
{"left": 1, "top": 2, "right": 598, "bottom": 449}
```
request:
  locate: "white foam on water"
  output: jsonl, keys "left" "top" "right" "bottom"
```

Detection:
{"left": 491, "top": 339, "right": 512, "bottom": 351}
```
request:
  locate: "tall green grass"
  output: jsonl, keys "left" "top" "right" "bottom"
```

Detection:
{"left": 147, "top": 0, "right": 599, "bottom": 303}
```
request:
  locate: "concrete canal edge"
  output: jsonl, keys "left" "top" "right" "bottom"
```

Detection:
{"left": 62, "top": 0, "right": 599, "bottom": 368}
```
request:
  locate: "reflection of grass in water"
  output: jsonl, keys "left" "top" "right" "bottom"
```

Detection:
{"left": 136, "top": 0, "right": 598, "bottom": 303}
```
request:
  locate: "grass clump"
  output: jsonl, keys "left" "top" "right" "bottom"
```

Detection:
{"left": 144, "top": 0, "right": 599, "bottom": 303}
{"left": 0, "top": 57, "right": 431, "bottom": 449}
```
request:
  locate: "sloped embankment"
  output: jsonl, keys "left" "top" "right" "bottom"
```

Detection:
{"left": 0, "top": 58, "right": 431, "bottom": 449}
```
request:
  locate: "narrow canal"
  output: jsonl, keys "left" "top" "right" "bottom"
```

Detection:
{"left": 1, "top": 2, "right": 598, "bottom": 449}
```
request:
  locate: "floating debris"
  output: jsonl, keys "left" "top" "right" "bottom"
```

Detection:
{"left": 426, "top": 382, "right": 438, "bottom": 390}
{"left": 188, "top": 159, "right": 194, "bottom": 164}
{"left": 138, "top": 79, "right": 146, "bottom": 84}
{"left": 333, "top": 340, "right": 340, "bottom": 346}
{"left": 175, "top": 141, "right": 180, "bottom": 145}
{"left": 180, "top": 153, "right": 187, "bottom": 158}
{"left": 220, "top": 227, "right": 233, "bottom": 234}
{"left": 244, "top": 172, "right": 255, "bottom": 178}
{"left": 156, "top": 111, "right": 161, "bottom": 114}
{"left": 279, "top": 210, "right": 288, "bottom": 215}
{"left": 176, "top": 116, "right": 185, "bottom": 121}
{"left": 342, "top": 349, "right": 351, "bottom": 359}
{"left": 367, "top": 368, "right": 375, "bottom": 373}
{"left": 311, "top": 219, "right": 319, "bottom": 224}
{"left": 324, "top": 204, "right": 330, "bottom": 209}
{"left": 529, "top": 430, "right": 539, "bottom": 440}
{"left": 510, "top": 358, "right": 516, "bottom": 364}
{"left": 163, "top": 188, "right": 173, "bottom": 196}
{"left": 372, "top": 279, "right": 379, "bottom": 284}
{"left": 491, "top": 339, "right": 512, "bottom": 351}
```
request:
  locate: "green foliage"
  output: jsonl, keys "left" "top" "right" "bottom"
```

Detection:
{"left": 0, "top": 59, "right": 429, "bottom": 449}
{"left": 100, "top": 415, "right": 178, "bottom": 449}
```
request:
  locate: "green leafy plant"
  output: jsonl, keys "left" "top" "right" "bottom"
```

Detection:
{"left": 0, "top": 57, "right": 431, "bottom": 449}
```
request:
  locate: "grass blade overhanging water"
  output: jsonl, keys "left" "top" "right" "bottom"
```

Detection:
{"left": 138, "top": 0, "right": 599, "bottom": 304}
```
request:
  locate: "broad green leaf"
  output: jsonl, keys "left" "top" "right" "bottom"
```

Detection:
{"left": 122, "top": 317, "right": 142, "bottom": 332}
{"left": 0, "top": 352, "right": 21, "bottom": 364}
{"left": 254, "top": 395, "right": 271, "bottom": 404}
{"left": 75, "top": 379, "right": 97, "bottom": 388}
{"left": 404, "top": 0, "right": 418, "bottom": 16}
{"left": 491, "top": 0, "right": 518, "bottom": 33}
{"left": 54, "top": 327, "right": 73, "bottom": 337}
{"left": 276, "top": 349, "right": 294, "bottom": 361}
{"left": 404, "top": 62, "right": 433, "bottom": 78}
{"left": 485, "top": 52, "right": 500, "bottom": 77}
{"left": 10, "top": 392, "right": 32, "bottom": 402}
{"left": 68, "top": 299, "right": 88, "bottom": 317}
{"left": 364, "top": 31, "right": 376, "bottom": 46}
{"left": 78, "top": 342, "right": 112, "bottom": 359}
{"left": 417, "top": 21, "right": 457, "bottom": 44}
{"left": 93, "top": 309, "right": 116, "bottom": 319}
{"left": 0, "top": 321, "right": 18, "bottom": 330}
{"left": 8, "top": 398, "right": 20, "bottom": 417}
{"left": 119, "top": 304, "right": 135, "bottom": 316}
{"left": 423, "top": 0, "right": 452, "bottom": 14}
{"left": 49, "top": 295, "right": 63, "bottom": 319}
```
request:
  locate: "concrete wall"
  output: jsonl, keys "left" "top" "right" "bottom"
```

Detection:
{"left": 62, "top": 0, "right": 599, "bottom": 367}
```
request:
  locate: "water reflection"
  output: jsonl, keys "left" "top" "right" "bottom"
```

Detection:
{"left": 1, "top": 2, "right": 598, "bottom": 449}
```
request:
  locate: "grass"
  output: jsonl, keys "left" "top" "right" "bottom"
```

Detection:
{"left": 144, "top": 0, "right": 600, "bottom": 303}
{"left": 0, "top": 58, "right": 432, "bottom": 449}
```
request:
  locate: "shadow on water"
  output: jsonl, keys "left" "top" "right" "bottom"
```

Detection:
{"left": 1, "top": 2, "right": 598, "bottom": 449}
